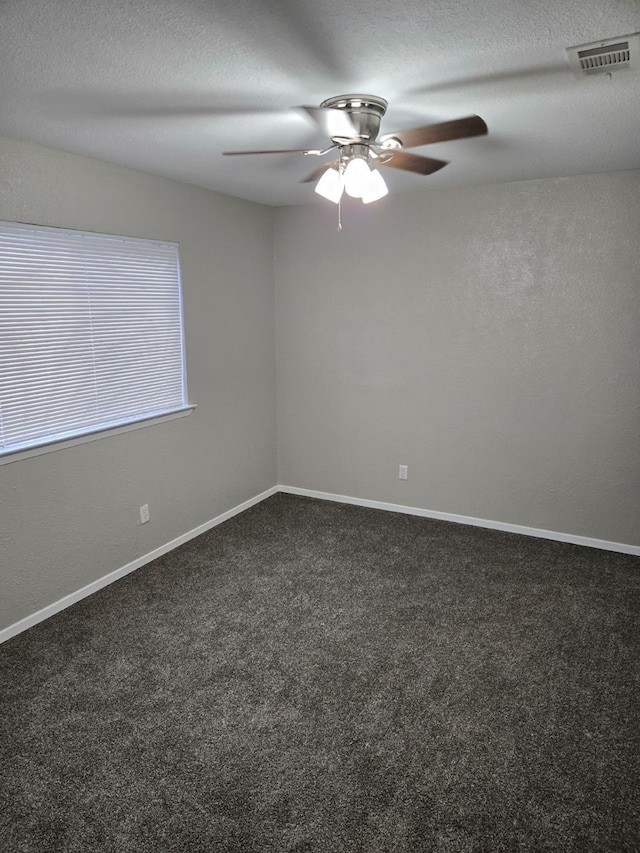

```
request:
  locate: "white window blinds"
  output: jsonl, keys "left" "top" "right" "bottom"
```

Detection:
{"left": 0, "top": 221, "right": 188, "bottom": 456}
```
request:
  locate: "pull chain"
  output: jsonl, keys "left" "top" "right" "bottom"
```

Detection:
{"left": 337, "top": 154, "right": 344, "bottom": 231}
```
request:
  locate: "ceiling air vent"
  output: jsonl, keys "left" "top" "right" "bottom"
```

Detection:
{"left": 567, "top": 33, "right": 640, "bottom": 76}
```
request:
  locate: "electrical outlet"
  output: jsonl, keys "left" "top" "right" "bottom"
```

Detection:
{"left": 139, "top": 504, "right": 150, "bottom": 524}
{"left": 398, "top": 464, "right": 408, "bottom": 480}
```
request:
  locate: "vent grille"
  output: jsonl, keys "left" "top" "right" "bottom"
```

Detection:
{"left": 567, "top": 33, "right": 639, "bottom": 76}
{"left": 578, "top": 42, "right": 629, "bottom": 71}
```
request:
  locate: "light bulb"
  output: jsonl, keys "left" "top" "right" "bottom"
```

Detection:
{"left": 314, "top": 167, "right": 344, "bottom": 204}
{"left": 361, "top": 169, "right": 389, "bottom": 204}
{"left": 343, "top": 157, "right": 371, "bottom": 199}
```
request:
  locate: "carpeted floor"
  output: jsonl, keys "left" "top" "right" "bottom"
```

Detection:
{"left": 1, "top": 493, "right": 639, "bottom": 852}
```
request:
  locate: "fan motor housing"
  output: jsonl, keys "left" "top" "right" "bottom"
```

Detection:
{"left": 320, "top": 94, "right": 388, "bottom": 142}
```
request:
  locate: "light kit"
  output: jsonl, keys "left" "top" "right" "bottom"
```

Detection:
{"left": 315, "top": 145, "right": 389, "bottom": 206}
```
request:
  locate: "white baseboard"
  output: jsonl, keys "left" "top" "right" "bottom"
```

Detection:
{"left": 0, "top": 486, "right": 278, "bottom": 645}
{"left": 3, "top": 482, "right": 638, "bottom": 645}
{"left": 278, "top": 485, "right": 640, "bottom": 557}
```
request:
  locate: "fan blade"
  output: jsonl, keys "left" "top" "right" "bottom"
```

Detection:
{"left": 300, "top": 161, "right": 338, "bottom": 183}
{"left": 223, "top": 148, "right": 316, "bottom": 156}
{"left": 380, "top": 115, "right": 487, "bottom": 149}
{"left": 42, "top": 91, "right": 292, "bottom": 121}
{"left": 299, "top": 106, "right": 358, "bottom": 140}
{"left": 379, "top": 151, "right": 448, "bottom": 176}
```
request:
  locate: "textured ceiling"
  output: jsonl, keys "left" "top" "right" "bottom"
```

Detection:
{"left": 1, "top": 0, "right": 639, "bottom": 206}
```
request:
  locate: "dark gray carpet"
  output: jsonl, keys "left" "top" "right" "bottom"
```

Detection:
{"left": 1, "top": 493, "right": 639, "bottom": 852}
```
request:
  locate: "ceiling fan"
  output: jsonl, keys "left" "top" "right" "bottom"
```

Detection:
{"left": 223, "top": 94, "right": 488, "bottom": 204}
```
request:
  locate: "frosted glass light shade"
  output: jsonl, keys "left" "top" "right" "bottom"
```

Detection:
{"left": 343, "top": 157, "right": 371, "bottom": 198}
{"left": 361, "top": 169, "right": 389, "bottom": 204}
{"left": 314, "top": 167, "right": 344, "bottom": 203}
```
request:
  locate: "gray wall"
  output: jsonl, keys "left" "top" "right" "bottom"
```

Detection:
{"left": 0, "top": 135, "right": 277, "bottom": 632}
{"left": 274, "top": 172, "right": 640, "bottom": 546}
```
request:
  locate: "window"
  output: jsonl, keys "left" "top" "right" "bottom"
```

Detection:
{"left": 0, "top": 221, "right": 190, "bottom": 459}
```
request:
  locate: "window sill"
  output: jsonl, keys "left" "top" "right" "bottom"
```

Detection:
{"left": 0, "top": 405, "right": 196, "bottom": 466}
